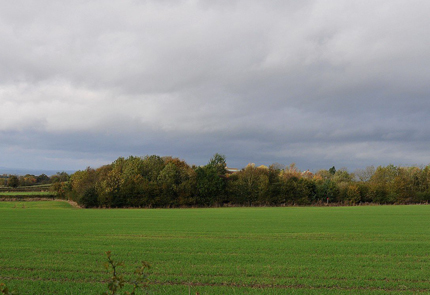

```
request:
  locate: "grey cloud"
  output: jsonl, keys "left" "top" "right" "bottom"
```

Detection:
{"left": 1, "top": 0, "right": 430, "bottom": 172}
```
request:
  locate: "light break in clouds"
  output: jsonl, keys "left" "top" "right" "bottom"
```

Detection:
{"left": 1, "top": 0, "right": 430, "bottom": 173}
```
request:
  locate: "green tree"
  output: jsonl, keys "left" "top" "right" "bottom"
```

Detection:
{"left": 194, "top": 154, "right": 228, "bottom": 206}
{"left": 240, "top": 164, "right": 270, "bottom": 205}
{"left": 315, "top": 169, "right": 332, "bottom": 181}
{"left": 345, "top": 184, "right": 361, "bottom": 204}
{"left": 267, "top": 164, "right": 283, "bottom": 205}
{"left": 104, "top": 164, "right": 125, "bottom": 208}
{"left": 164, "top": 158, "right": 197, "bottom": 206}
{"left": 332, "top": 169, "right": 353, "bottom": 184}
{"left": 195, "top": 165, "right": 225, "bottom": 206}
{"left": 157, "top": 163, "right": 179, "bottom": 207}
{"left": 51, "top": 181, "right": 67, "bottom": 199}
{"left": 370, "top": 165, "right": 399, "bottom": 185}
{"left": 51, "top": 172, "right": 70, "bottom": 183}
{"left": 7, "top": 175, "right": 19, "bottom": 188}
{"left": 207, "top": 153, "right": 227, "bottom": 175}
{"left": 141, "top": 155, "right": 165, "bottom": 182}
{"left": 79, "top": 186, "right": 99, "bottom": 208}
{"left": 19, "top": 174, "right": 37, "bottom": 186}
{"left": 36, "top": 174, "right": 50, "bottom": 184}
{"left": 316, "top": 180, "right": 339, "bottom": 203}
{"left": 70, "top": 167, "right": 98, "bottom": 203}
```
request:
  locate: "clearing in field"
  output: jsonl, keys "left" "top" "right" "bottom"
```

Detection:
{"left": 1, "top": 202, "right": 430, "bottom": 294}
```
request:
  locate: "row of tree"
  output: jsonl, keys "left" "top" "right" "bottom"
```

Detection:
{"left": 54, "top": 154, "right": 430, "bottom": 208}
{"left": 0, "top": 172, "right": 70, "bottom": 188}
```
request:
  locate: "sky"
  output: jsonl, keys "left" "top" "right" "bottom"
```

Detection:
{"left": 1, "top": 0, "right": 430, "bottom": 173}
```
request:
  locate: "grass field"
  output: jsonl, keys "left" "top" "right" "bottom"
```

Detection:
{"left": 1, "top": 202, "right": 430, "bottom": 294}
{"left": 0, "top": 184, "right": 52, "bottom": 192}
{"left": 0, "top": 191, "right": 54, "bottom": 196}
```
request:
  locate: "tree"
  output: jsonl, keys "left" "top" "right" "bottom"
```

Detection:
{"left": 141, "top": 155, "right": 165, "bottom": 182}
{"left": 354, "top": 166, "right": 375, "bottom": 182}
{"left": 164, "top": 158, "right": 197, "bottom": 206}
{"left": 70, "top": 167, "right": 98, "bottom": 203}
{"left": 195, "top": 165, "right": 225, "bottom": 206}
{"left": 207, "top": 153, "right": 227, "bottom": 176}
{"left": 157, "top": 163, "right": 179, "bottom": 207}
{"left": 7, "top": 175, "right": 19, "bottom": 188}
{"left": 370, "top": 165, "right": 399, "bottom": 185}
{"left": 315, "top": 169, "right": 332, "bottom": 181}
{"left": 19, "top": 174, "right": 37, "bottom": 186}
{"left": 51, "top": 172, "right": 70, "bottom": 183}
{"left": 283, "top": 163, "right": 301, "bottom": 179}
{"left": 193, "top": 154, "right": 228, "bottom": 206}
{"left": 345, "top": 184, "right": 361, "bottom": 204}
{"left": 51, "top": 182, "right": 66, "bottom": 199}
{"left": 234, "top": 164, "right": 270, "bottom": 206}
{"left": 36, "top": 174, "right": 50, "bottom": 184}
{"left": 267, "top": 164, "right": 283, "bottom": 205}
{"left": 332, "top": 168, "right": 353, "bottom": 184}
{"left": 316, "top": 180, "right": 339, "bottom": 203}
{"left": 79, "top": 187, "right": 99, "bottom": 208}
{"left": 281, "top": 176, "right": 300, "bottom": 204}
{"left": 104, "top": 165, "right": 125, "bottom": 208}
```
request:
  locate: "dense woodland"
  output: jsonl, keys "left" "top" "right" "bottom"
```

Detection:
{"left": 47, "top": 154, "right": 430, "bottom": 208}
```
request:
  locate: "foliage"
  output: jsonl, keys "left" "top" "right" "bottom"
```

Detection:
{"left": 60, "top": 154, "right": 430, "bottom": 207}
{"left": 0, "top": 191, "right": 54, "bottom": 196}
{"left": 79, "top": 186, "right": 99, "bottom": 208}
{"left": 7, "top": 176, "right": 19, "bottom": 188}
{"left": 0, "top": 283, "right": 17, "bottom": 295}
{"left": 195, "top": 165, "right": 225, "bottom": 206}
{"left": 207, "top": 153, "right": 227, "bottom": 176}
{"left": 1, "top": 172, "right": 70, "bottom": 191}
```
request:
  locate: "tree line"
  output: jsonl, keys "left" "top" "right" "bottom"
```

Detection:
{"left": 52, "top": 154, "right": 430, "bottom": 208}
{"left": 0, "top": 172, "right": 70, "bottom": 188}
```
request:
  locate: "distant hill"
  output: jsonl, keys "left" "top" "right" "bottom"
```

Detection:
{"left": 0, "top": 167, "right": 76, "bottom": 176}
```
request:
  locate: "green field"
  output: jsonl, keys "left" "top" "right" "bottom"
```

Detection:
{"left": 0, "top": 191, "right": 54, "bottom": 196}
{"left": 1, "top": 202, "right": 430, "bottom": 294}
{"left": 0, "top": 184, "right": 52, "bottom": 192}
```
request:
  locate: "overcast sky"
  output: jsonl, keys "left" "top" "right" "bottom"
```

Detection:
{"left": 1, "top": 0, "right": 430, "bottom": 173}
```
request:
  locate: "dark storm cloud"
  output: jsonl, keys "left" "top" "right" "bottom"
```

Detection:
{"left": 1, "top": 0, "right": 430, "bottom": 171}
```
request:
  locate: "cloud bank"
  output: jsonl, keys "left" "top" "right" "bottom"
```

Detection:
{"left": 1, "top": 0, "right": 430, "bottom": 172}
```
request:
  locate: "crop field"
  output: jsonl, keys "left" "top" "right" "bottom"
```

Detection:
{"left": 1, "top": 202, "right": 430, "bottom": 294}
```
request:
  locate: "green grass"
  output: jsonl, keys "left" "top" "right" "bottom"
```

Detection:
{"left": 0, "top": 201, "right": 72, "bottom": 209}
{"left": 0, "top": 191, "right": 54, "bottom": 196}
{"left": 0, "top": 184, "right": 53, "bottom": 193}
{"left": 1, "top": 203, "right": 430, "bottom": 294}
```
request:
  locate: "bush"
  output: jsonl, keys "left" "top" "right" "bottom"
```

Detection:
{"left": 103, "top": 251, "right": 150, "bottom": 295}
{"left": 7, "top": 176, "right": 19, "bottom": 188}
